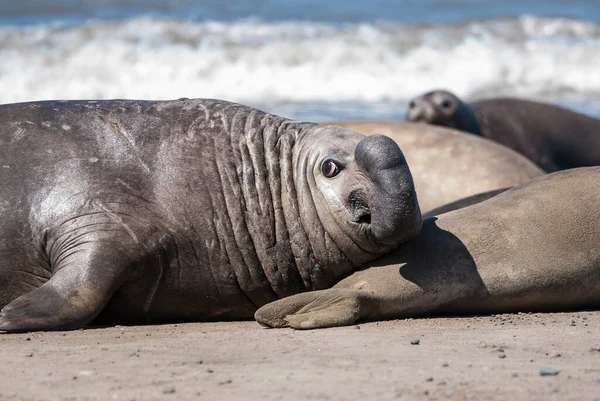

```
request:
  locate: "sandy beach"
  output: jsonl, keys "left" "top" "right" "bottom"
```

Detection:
{"left": 2, "top": 311, "right": 599, "bottom": 401}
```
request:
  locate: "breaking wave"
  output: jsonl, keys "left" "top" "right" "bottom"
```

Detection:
{"left": 1, "top": 15, "right": 600, "bottom": 117}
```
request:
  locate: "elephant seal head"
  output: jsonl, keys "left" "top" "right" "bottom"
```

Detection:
{"left": 293, "top": 125, "right": 422, "bottom": 271}
{"left": 406, "top": 90, "right": 480, "bottom": 135}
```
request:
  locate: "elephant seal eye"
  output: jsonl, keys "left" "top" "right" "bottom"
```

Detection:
{"left": 321, "top": 159, "right": 340, "bottom": 178}
{"left": 440, "top": 99, "right": 452, "bottom": 109}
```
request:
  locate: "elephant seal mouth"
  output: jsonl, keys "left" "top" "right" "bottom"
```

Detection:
{"left": 347, "top": 190, "right": 372, "bottom": 226}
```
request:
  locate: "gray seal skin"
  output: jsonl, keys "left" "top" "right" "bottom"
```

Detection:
{"left": 405, "top": 90, "right": 600, "bottom": 173}
{"left": 0, "top": 98, "right": 421, "bottom": 333}
{"left": 255, "top": 167, "right": 600, "bottom": 329}
{"left": 328, "top": 121, "right": 544, "bottom": 214}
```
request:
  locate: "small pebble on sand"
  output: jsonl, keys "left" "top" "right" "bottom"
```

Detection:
{"left": 163, "top": 386, "right": 176, "bottom": 394}
{"left": 540, "top": 367, "right": 559, "bottom": 376}
{"left": 498, "top": 354, "right": 506, "bottom": 359}
{"left": 410, "top": 339, "right": 420, "bottom": 345}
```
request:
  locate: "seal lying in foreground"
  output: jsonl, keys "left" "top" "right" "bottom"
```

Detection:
{"left": 255, "top": 167, "right": 600, "bottom": 329}
{"left": 328, "top": 121, "right": 543, "bottom": 214}
{"left": 405, "top": 90, "right": 600, "bottom": 172}
{"left": 0, "top": 98, "right": 421, "bottom": 333}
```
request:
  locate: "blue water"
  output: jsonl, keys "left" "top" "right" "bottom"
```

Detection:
{"left": 1, "top": 0, "right": 600, "bottom": 120}
{"left": 2, "top": 0, "right": 600, "bottom": 25}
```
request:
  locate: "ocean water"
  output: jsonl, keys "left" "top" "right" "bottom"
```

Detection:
{"left": 1, "top": 0, "right": 600, "bottom": 120}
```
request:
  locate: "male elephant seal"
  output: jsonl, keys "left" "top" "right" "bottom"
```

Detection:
{"left": 256, "top": 167, "right": 600, "bottom": 329}
{"left": 328, "top": 121, "right": 543, "bottom": 214}
{"left": 0, "top": 98, "right": 421, "bottom": 333}
{"left": 405, "top": 90, "right": 600, "bottom": 172}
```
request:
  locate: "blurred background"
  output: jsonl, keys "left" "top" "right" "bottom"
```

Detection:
{"left": 0, "top": 0, "right": 599, "bottom": 120}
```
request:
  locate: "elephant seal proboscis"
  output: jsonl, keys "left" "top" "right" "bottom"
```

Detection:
{"left": 0, "top": 98, "right": 422, "bottom": 333}
{"left": 327, "top": 121, "right": 543, "bottom": 214}
{"left": 255, "top": 167, "right": 600, "bottom": 329}
{"left": 405, "top": 90, "right": 600, "bottom": 172}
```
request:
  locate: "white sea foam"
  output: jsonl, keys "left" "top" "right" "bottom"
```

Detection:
{"left": 0, "top": 16, "right": 599, "bottom": 110}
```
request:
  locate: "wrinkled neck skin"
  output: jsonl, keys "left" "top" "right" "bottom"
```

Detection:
{"left": 169, "top": 109, "right": 400, "bottom": 303}
{"left": 286, "top": 124, "right": 402, "bottom": 291}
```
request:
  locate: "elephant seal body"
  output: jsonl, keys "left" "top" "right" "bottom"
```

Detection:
{"left": 256, "top": 167, "right": 600, "bottom": 329}
{"left": 0, "top": 99, "right": 421, "bottom": 332}
{"left": 406, "top": 90, "right": 600, "bottom": 172}
{"left": 328, "top": 121, "right": 543, "bottom": 214}
{"left": 421, "top": 188, "right": 509, "bottom": 218}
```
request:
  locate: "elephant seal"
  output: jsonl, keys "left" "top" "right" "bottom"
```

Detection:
{"left": 0, "top": 98, "right": 421, "bottom": 333}
{"left": 422, "top": 188, "right": 509, "bottom": 218}
{"left": 255, "top": 167, "right": 600, "bottom": 329}
{"left": 405, "top": 90, "right": 600, "bottom": 172}
{"left": 328, "top": 121, "right": 543, "bottom": 214}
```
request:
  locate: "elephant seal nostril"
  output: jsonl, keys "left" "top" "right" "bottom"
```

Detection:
{"left": 355, "top": 209, "right": 371, "bottom": 225}
{"left": 347, "top": 190, "right": 371, "bottom": 225}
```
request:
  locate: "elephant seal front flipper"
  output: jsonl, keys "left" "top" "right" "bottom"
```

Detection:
{"left": 256, "top": 167, "right": 600, "bottom": 329}
{"left": 0, "top": 223, "right": 152, "bottom": 332}
{"left": 255, "top": 288, "right": 373, "bottom": 329}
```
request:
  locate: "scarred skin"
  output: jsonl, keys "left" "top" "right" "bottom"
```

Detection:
{"left": 0, "top": 98, "right": 421, "bottom": 333}
{"left": 405, "top": 90, "right": 600, "bottom": 172}
{"left": 255, "top": 167, "right": 600, "bottom": 329}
